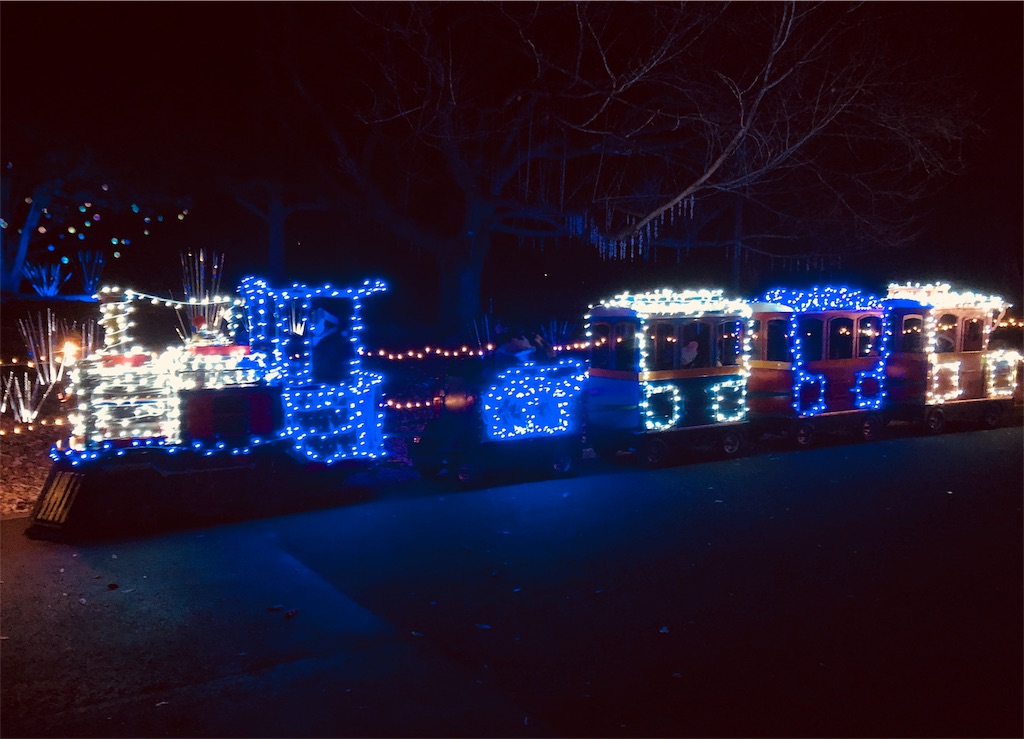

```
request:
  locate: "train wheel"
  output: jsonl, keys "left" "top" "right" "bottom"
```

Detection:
{"left": 642, "top": 438, "right": 671, "bottom": 468}
{"left": 550, "top": 450, "right": 575, "bottom": 477}
{"left": 860, "top": 414, "right": 883, "bottom": 442}
{"left": 417, "top": 463, "right": 444, "bottom": 479}
{"left": 982, "top": 403, "right": 1004, "bottom": 429}
{"left": 794, "top": 422, "right": 816, "bottom": 449}
{"left": 924, "top": 408, "right": 946, "bottom": 435}
{"left": 721, "top": 429, "right": 744, "bottom": 457}
{"left": 455, "top": 460, "right": 479, "bottom": 486}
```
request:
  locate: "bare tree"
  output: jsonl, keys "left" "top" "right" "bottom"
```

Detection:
{"left": 274, "top": 1, "right": 971, "bottom": 325}
{"left": 1, "top": 140, "right": 191, "bottom": 295}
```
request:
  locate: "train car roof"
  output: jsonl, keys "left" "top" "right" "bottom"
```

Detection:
{"left": 886, "top": 282, "right": 1010, "bottom": 312}
{"left": 587, "top": 288, "right": 751, "bottom": 319}
{"left": 756, "top": 286, "right": 884, "bottom": 313}
{"left": 239, "top": 276, "right": 388, "bottom": 302}
{"left": 748, "top": 302, "right": 794, "bottom": 314}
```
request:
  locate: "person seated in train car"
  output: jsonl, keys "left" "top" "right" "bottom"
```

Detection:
{"left": 680, "top": 340, "right": 699, "bottom": 368}
{"left": 715, "top": 319, "right": 744, "bottom": 367}
{"left": 935, "top": 313, "right": 958, "bottom": 353}
{"left": 679, "top": 320, "right": 711, "bottom": 368}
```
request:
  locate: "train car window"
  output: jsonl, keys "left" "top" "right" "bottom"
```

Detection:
{"left": 590, "top": 322, "right": 612, "bottom": 369}
{"left": 716, "top": 319, "right": 743, "bottom": 367}
{"left": 653, "top": 321, "right": 676, "bottom": 370}
{"left": 749, "top": 320, "right": 763, "bottom": 360}
{"left": 613, "top": 321, "right": 638, "bottom": 371}
{"left": 766, "top": 319, "right": 791, "bottom": 362}
{"left": 936, "top": 313, "right": 958, "bottom": 353}
{"left": 798, "top": 317, "right": 824, "bottom": 361}
{"left": 679, "top": 320, "right": 712, "bottom": 368}
{"left": 858, "top": 316, "right": 882, "bottom": 357}
{"left": 962, "top": 317, "right": 984, "bottom": 352}
{"left": 899, "top": 316, "right": 924, "bottom": 352}
{"left": 828, "top": 317, "right": 855, "bottom": 360}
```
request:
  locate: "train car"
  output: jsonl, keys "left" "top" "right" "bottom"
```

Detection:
{"left": 27, "top": 276, "right": 388, "bottom": 538}
{"left": 882, "top": 282, "right": 1019, "bottom": 432}
{"left": 747, "top": 287, "right": 888, "bottom": 447}
{"left": 407, "top": 354, "right": 588, "bottom": 484}
{"left": 584, "top": 288, "right": 751, "bottom": 465}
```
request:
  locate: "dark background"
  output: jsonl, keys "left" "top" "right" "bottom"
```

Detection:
{"left": 2, "top": 2, "right": 1021, "bottom": 344}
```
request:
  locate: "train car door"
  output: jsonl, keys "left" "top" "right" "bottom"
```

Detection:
{"left": 883, "top": 304, "right": 929, "bottom": 406}
{"left": 748, "top": 307, "right": 794, "bottom": 420}
{"left": 586, "top": 311, "right": 642, "bottom": 446}
{"left": 811, "top": 311, "right": 884, "bottom": 413}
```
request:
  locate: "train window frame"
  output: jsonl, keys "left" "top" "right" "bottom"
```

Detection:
{"left": 857, "top": 316, "right": 882, "bottom": 357}
{"left": 898, "top": 315, "right": 925, "bottom": 353}
{"left": 651, "top": 320, "right": 677, "bottom": 371}
{"left": 936, "top": 313, "right": 958, "bottom": 353}
{"left": 612, "top": 321, "right": 638, "bottom": 371}
{"left": 961, "top": 317, "right": 984, "bottom": 352}
{"left": 766, "top": 318, "right": 791, "bottom": 362}
{"left": 750, "top": 319, "right": 763, "bottom": 359}
{"left": 716, "top": 318, "right": 744, "bottom": 367}
{"left": 590, "top": 322, "right": 613, "bottom": 369}
{"left": 827, "top": 316, "right": 855, "bottom": 360}
{"left": 797, "top": 317, "right": 824, "bottom": 362}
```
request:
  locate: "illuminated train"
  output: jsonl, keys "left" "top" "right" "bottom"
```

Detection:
{"left": 409, "top": 282, "right": 1021, "bottom": 477}
{"left": 29, "top": 277, "right": 390, "bottom": 536}
{"left": 26, "top": 277, "right": 1021, "bottom": 536}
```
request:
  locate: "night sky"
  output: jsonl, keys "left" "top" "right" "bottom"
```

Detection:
{"left": 2, "top": 2, "right": 1021, "bottom": 337}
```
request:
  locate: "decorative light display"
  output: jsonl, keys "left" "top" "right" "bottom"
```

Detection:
{"left": 928, "top": 358, "right": 963, "bottom": 403}
{"left": 852, "top": 369, "right": 886, "bottom": 409}
{"left": 480, "top": 359, "right": 586, "bottom": 440}
{"left": 96, "top": 287, "right": 135, "bottom": 353}
{"left": 236, "top": 277, "right": 388, "bottom": 462}
{"left": 707, "top": 378, "right": 746, "bottom": 423}
{"left": 358, "top": 341, "right": 591, "bottom": 362}
{"left": 986, "top": 349, "right": 1020, "bottom": 398}
{"left": 57, "top": 276, "right": 389, "bottom": 466}
{"left": 594, "top": 288, "right": 751, "bottom": 318}
{"left": 886, "top": 282, "right": 1010, "bottom": 313}
{"left": 281, "top": 375, "right": 384, "bottom": 463}
{"left": 642, "top": 382, "right": 683, "bottom": 430}
{"left": 760, "top": 286, "right": 884, "bottom": 312}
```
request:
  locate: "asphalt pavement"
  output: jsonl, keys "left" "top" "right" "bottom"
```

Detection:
{"left": 2, "top": 424, "right": 1022, "bottom": 738}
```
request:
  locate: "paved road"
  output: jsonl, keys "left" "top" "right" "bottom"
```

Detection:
{"left": 2, "top": 425, "right": 1021, "bottom": 738}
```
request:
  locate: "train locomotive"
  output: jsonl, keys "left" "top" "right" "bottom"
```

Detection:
{"left": 28, "top": 276, "right": 389, "bottom": 537}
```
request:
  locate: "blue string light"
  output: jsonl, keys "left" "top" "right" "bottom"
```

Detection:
{"left": 759, "top": 286, "right": 887, "bottom": 417}
{"left": 481, "top": 359, "right": 587, "bottom": 440}
{"left": 63, "top": 276, "right": 389, "bottom": 466}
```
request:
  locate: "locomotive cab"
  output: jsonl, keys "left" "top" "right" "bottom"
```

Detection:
{"left": 29, "top": 276, "right": 388, "bottom": 539}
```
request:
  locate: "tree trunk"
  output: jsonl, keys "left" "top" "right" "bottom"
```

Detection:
{"left": 731, "top": 194, "right": 744, "bottom": 293}
{"left": 267, "top": 187, "right": 286, "bottom": 278}
{"left": 1, "top": 189, "right": 52, "bottom": 294}
{"left": 435, "top": 232, "right": 488, "bottom": 338}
